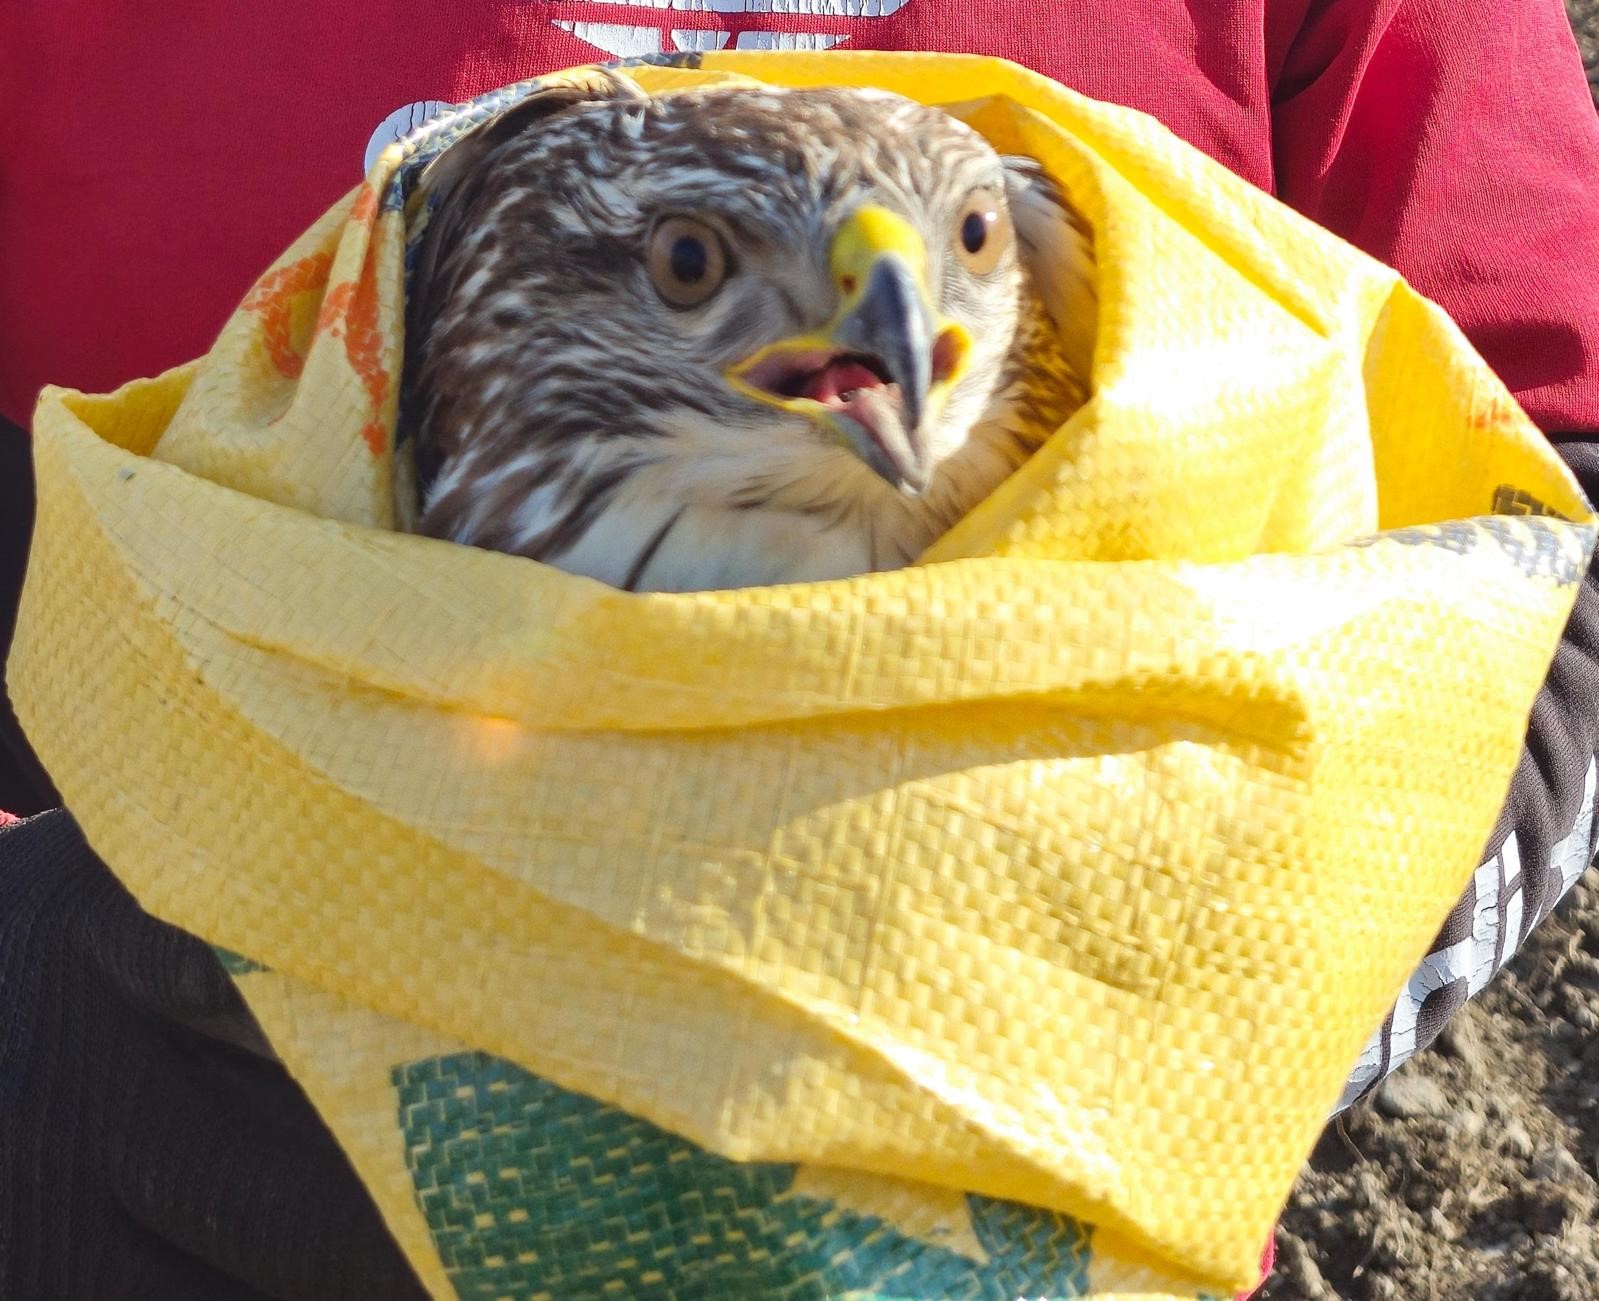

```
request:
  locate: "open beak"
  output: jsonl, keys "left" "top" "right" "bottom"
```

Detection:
{"left": 727, "top": 206, "right": 971, "bottom": 495}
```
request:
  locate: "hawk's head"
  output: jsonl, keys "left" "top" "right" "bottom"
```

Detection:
{"left": 405, "top": 74, "right": 1093, "bottom": 591}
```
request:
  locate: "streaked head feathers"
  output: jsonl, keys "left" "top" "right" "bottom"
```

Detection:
{"left": 404, "top": 74, "right": 1095, "bottom": 592}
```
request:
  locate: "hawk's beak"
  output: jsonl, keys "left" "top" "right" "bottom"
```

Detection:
{"left": 727, "top": 206, "right": 971, "bottom": 495}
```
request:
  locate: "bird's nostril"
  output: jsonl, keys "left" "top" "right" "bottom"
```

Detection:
{"left": 931, "top": 327, "right": 967, "bottom": 385}
{"left": 840, "top": 274, "right": 857, "bottom": 295}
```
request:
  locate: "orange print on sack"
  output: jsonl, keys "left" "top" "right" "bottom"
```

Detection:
{"left": 241, "top": 252, "right": 335, "bottom": 379}
{"left": 1469, "top": 389, "right": 1521, "bottom": 432}
{"left": 317, "top": 254, "right": 391, "bottom": 456}
{"left": 350, "top": 182, "right": 380, "bottom": 228}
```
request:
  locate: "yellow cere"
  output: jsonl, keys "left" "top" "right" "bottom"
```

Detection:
{"left": 828, "top": 205, "right": 929, "bottom": 295}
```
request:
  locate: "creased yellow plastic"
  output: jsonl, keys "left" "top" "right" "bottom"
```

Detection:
{"left": 11, "top": 53, "right": 1594, "bottom": 1295}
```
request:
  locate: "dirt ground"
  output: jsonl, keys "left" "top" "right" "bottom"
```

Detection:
{"left": 1259, "top": 870, "right": 1599, "bottom": 1300}
{"left": 1257, "top": 12, "right": 1599, "bottom": 1296}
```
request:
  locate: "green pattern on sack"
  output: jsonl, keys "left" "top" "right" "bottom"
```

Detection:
{"left": 211, "top": 945, "right": 268, "bottom": 976}
{"left": 394, "top": 1051, "right": 1093, "bottom": 1300}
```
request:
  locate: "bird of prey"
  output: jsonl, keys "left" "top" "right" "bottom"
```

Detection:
{"left": 402, "top": 72, "right": 1095, "bottom": 592}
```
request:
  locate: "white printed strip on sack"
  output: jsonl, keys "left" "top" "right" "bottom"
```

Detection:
{"left": 1336, "top": 758, "right": 1599, "bottom": 1113}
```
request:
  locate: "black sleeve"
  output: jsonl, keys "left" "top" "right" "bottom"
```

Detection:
{"left": 0, "top": 415, "right": 56, "bottom": 816}
{"left": 0, "top": 810, "right": 427, "bottom": 1300}
{"left": 1336, "top": 434, "right": 1599, "bottom": 1109}
{"left": 1486, "top": 437, "right": 1599, "bottom": 881}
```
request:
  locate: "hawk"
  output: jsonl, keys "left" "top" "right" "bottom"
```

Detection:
{"left": 403, "top": 73, "right": 1095, "bottom": 592}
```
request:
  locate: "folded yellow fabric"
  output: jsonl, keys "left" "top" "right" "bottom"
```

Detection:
{"left": 13, "top": 52, "right": 1595, "bottom": 1298}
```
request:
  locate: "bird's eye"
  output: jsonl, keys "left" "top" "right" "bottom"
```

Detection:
{"left": 647, "top": 216, "right": 729, "bottom": 308}
{"left": 954, "top": 189, "right": 1011, "bottom": 276}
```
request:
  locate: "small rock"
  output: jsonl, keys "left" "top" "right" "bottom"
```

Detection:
{"left": 1499, "top": 1117, "right": 1536, "bottom": 1159}
{"left": 1353, "top": 1167, "right": 1388, "bottom": 1208}
{"left": 1551, "top": 1017, "right": 1585, "bottom": 1043}
{"left": 1530, "top": 1143, "right": 1584, "bottom": 1183}
{"left": 1403, "top": 1176, "right": 1444, "bottom": 1212}
{"left": 1569, "top": 954, "right": 1599, "bottom": 991}
{"left": 1267, "top": 1235, "right": 1339, "bottom": 1301}
{"left": 1437, "top": 1016, "right": 1488, "bottom": 1072}
{"left": 1375, "top": 1072, "right": 1449, "bottom": 1119}
{"left": 1447, "top": 1106, "right": 1487, "bottom": 1141}
{"left": 1569, "top": 1001, "right": 1599, "bottom": 1034}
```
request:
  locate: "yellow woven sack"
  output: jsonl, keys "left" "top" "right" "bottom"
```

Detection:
{"left": 13, "top": 52, "right": 1595, "bottom": 1299}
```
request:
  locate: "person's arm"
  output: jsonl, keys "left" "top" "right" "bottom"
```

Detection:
{"left": 0, "top": 810, "right": 429, "bottom": 1299}
{"left": 1270, "top": 0, "right": 1599, "bottom": 1105}
{"left": 1337, "top": 435, "right": 1599, "bottom": 1107}
{"left": 1272, "top": 0, "right": 1599, "bottom": 433}
{"left": 4, "top": 415, "right": 414, "bottom": 1286}
{"left": 0, "top": 416, "right": 55, "bottom": 816}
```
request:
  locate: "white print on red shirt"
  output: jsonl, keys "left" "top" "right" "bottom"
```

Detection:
{"left": 543, "top": 0, "right": 916, "bottom": 59}
{"left": 362, "top": 0, "right": 923, "bottom": 173}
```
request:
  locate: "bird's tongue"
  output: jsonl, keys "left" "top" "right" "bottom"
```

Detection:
{"left": 734, "top": 347, "right": 927, "bottom": 492}
{"left": 802, "top": 359, "right": 887, "bottom": 405}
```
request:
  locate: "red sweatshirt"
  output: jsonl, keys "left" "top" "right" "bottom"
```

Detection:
{"left": 0, "top": 11, "right": 1593, "bottom": 1296}
{"left": 2, "top": 0, "right": 1597, "bottom": 434}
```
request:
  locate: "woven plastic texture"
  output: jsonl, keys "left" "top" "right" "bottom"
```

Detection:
{"left": 12, "top": 53, "right": 1595, "bottom": 1298}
